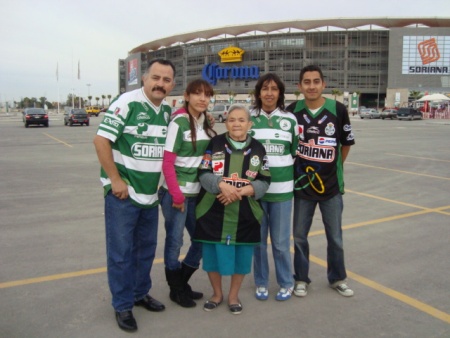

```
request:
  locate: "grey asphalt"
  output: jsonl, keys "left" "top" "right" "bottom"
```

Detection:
{"left": 1, "top": 112, "right": 449, "bottom": 338}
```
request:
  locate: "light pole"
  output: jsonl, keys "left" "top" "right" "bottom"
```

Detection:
{"left": 377, "top": 70, "right": 381, "bottom": 111}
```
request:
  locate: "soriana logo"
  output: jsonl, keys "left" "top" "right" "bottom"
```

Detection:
{"left": 418, "top": 38, "right": 440, "bottom": 65}
{"left": 402, "top": 36, "right": 450, "bottom": 75}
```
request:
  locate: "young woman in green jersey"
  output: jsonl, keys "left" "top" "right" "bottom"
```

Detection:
{"left": 159, "top": 79, "right": 217, "bottom": 308}
{"left": 251, "top": 73, "right": 298, "bottom": 301}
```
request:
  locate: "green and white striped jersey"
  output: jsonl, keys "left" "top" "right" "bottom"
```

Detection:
{"left": 250, "top": 108, "right": 299, "bottom": 202}
{"left": 162, "top": 112, "right": 211, "bottom": 196}
{"left": 96, "top": 88, "right": 171, "bottom": 208}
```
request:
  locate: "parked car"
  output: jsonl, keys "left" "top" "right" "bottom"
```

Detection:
{"left": 381, "top": 109, "right": 398, "bottom": 120}
{"left": 86, "top": 106, "right": 100, "bottom": 116}
{"left": 359, "top": 108, "right": 381, "bottom": 119}
{"left": 209, "top": 104, "right": 230, "bottom": 122}
{"left": 23, "top": 108, "right": 49, "bottom": 128}
{"left": 397, "top": 107, "right": 423, "bottom": 121}
{"left": 64, "top": 108, "right": 90, "bottom": 126}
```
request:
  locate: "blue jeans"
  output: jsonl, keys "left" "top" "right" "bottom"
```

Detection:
{"left": 105, "top": 192, "right": 158, "bottom": 312}
{"left": 253, "top": 200, "right": 294, "bottom": 288}
{"left": 293, "top": 194, "right": 347, "bottom": 284}
{"left": 158, "top": 188, "right": 202, "bottom": 271}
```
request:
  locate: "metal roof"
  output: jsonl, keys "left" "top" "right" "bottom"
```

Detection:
{"left": 129, "top": 17, "right": 450, "bottom": 54}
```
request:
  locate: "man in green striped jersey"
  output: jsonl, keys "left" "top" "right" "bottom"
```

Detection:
{"left": 93, "top": 59, "right": 175, "bottom": 332}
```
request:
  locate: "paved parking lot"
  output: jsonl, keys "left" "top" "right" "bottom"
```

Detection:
{"left": 1, "top": 113, "right": 449, "bottom": 337}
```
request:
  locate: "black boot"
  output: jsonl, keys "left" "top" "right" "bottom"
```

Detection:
{"left": 181, "top": 262, "right": 203, "bottom": 300}
{"left": 165, "top": 268, "right": 196, "bottom": 308}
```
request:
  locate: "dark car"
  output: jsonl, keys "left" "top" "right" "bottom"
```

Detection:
{"left": 23, "top": 108, "right": 49, "bottom": 128}
{"left": 381, "top": 109, "right": 398, "bottom": 120}
{"left": 397, "top": 107, "right": 422, "bottom": 121}
{"left": 64, "top": 108, "right": 90, "bottom": 126}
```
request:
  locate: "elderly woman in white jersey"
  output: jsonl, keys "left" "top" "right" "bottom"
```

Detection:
{"left": 159, "top": 79, "right": 217, "bottom": 308}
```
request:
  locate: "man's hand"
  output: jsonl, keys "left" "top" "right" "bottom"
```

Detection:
{"left": 111, "top": 178, "right": 129, "bottom": 200}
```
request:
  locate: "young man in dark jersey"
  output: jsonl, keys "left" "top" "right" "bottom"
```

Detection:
{"left": 286, "top": 65, "right": 355, "bottom": 298}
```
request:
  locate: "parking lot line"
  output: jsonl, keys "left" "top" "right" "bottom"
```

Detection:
{"left": 0, "top": 258, "right": 163, "bottom": 289}
{"left": 0, "top": 252, "right": 450, "bottom": 324}
{"left": 347, "top": 161, "right": 450, "bottom": 181}
{"left": 308, "top": 254, "right": 450, "bottom": 324}
{"left": 386, "top": 153, "right": 450, "bottom": 163}
{"left": 346, "top": 189, "right": 450, "bottom": 216}
{"left": 42, "top": 132, "right": 73, "bottom": 148}
{"left": 2, "top": 252, "right": 448, "bottom": 325}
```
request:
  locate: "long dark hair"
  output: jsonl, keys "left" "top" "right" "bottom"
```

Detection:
{"left": 254, "top": 73, "right": 285, "bottom": 115}
{"left": 183, "top": 79, "right": 217, "bottom": 150}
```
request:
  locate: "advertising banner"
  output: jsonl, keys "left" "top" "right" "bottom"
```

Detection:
{"left": 128, "top": 59, "right": 138, "bottom": 85}
{"left": 402, "top": 36, "right": 450, "bottom": 75}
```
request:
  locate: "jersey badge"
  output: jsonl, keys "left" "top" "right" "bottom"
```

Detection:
{"left": 250, "top": 155, "right": 260, "bottom": 166}
{"left": 325, "top": 123, "right": 335, "bottom": 136}
{"left": 280, "top": 119, "right": 292, "bottom": 131}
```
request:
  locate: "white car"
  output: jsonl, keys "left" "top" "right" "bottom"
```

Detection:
{"left": 359, "top": 108, "right": 381, "bottom": 119}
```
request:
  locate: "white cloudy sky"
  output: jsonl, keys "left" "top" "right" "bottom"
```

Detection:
{"left": 0, "top": 0, "right": 448, "bottom": 103}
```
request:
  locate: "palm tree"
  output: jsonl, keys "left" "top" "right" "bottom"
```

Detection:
{"left": 247, "top": 89, "right": 255, "bottom": 105}
{"left": 39, "top": 97, "right": 47, "bottom": 108}
{"left": 107, "top": 94, "right": 112, "bottom": 105}
{"left": 101, "top": 95, "right": 106, "bottom": 108}
{"left": 88, "top": 96, "right": 92, "bottom": 106}
{"left": 294, "top": 90, "right": 301, "bottom": 100}
{"left": 331, "top": 89, "right": 343, "bottom": 100}
{"left": 211, "top": 90, "right": 220, "bottom": 106}
{"left": 95, "top": 97, "right": 100, "bottom": 107}
{"left": 228, "top": 91, "right": 236, "bottom": 104}
{"left": 410, "top": 90, "right": 422, "bottom": 101}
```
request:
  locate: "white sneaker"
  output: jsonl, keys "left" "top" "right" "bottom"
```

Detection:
{"left": 275, "top": 287, "right": 293, "bottom": 301}
{"left": 331, "top": 282, "right": 354, "bottom": 297}
{"left": 294, "top": 281, "right": 308, "bottom": 297}
{"left": 255, "top": 286, "right": 268, "bottom": 300}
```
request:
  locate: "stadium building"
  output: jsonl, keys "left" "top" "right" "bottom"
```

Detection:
{"left": 118, "top": 17, "right": 450, "bottom": 110}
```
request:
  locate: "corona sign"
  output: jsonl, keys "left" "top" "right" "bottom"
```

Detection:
{"left": 402, "top": 36, "right": 450, "bottom": 75}
{"left": 202, "top": 46, "right": 259, "bottom": 85}
{"left": 202, "top": 63, "right": 259, "bottom": 85}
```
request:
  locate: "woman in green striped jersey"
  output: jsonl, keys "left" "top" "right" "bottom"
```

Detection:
{"left": 159, "top": 79, "right": 217, "bottom": 308}
{"left": 251, "top": 73, "right": 299, "bottom": 301}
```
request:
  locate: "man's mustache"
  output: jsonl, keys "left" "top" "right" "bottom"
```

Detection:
{"left": 152, "top": 86, "right": 166, "bottom": 94}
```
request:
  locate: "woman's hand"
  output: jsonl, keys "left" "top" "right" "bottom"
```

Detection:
{"left": 172, "top": 202, "right": 185, "bottom": 213}
{"left": 217, "top": 181, "right": 241, "bottom": 205}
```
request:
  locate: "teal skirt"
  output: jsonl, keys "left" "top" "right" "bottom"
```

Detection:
{"left": 202, "top": 243, "right": 255, "bottom": 276}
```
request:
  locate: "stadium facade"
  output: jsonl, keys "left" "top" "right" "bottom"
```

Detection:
{"left": 118, "top": 17, "right": 450, "bottom": 109}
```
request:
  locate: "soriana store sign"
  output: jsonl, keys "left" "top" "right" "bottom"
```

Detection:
{"left": 202, "top": 46, "right": 260, "bottom": 85}
{"left": 402, "top": 36, "right": 450, "bottom": 75}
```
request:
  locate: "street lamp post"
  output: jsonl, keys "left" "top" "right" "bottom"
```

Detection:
{"left": 86, "top": 84, "right": 91, "bottom": 106}
{"left": 377, "top": 70, "right": 381, "bottom": 111}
